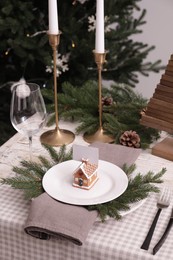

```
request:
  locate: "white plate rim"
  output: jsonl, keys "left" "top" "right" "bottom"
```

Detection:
{"left": 96, "top": 198, "right": 147, "bottom": 222}
{"left": 42, "top": 159, "right": 128, "bottom": 206}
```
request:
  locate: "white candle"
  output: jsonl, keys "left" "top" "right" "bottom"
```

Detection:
{"left": 48, "top": 0, "right": 59, "bottom": 34}
{"left": 95, "top": 0, "right": 105, "bottom": 53}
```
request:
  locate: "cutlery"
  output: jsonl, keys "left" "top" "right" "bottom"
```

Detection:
{"left": 141, "top": 187, "right": 171, "bottom": 250}
{"left": 153, "top": 208, "right": 173, "bottom": 255}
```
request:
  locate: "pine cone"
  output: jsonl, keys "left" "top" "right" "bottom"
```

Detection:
{"left": 119, "top": 130, "right": 140, "bottom": 148}
{"left": 102, "top": 96, "right": 113, "bottom": 106}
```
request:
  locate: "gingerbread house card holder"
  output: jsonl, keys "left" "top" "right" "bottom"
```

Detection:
{"left": 140, "top": 54, "right": 173, "bottom": 161}
{"left": 72, "top": 145, "right": 99, "bottom": 190}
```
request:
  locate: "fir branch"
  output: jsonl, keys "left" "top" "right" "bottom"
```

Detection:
{"left": 142, "top": 168, "right": 167, "bottom": 183}
{"left": 38, "top": 156, "right": 54, "bottom": 170}
{"left": 42, "top": 144, "right": 72, "bottom": 164}
{"left": 54, "top": 81, "right": 160, "bottom": 148}
{"left": 59, "top": 108, "right": 86, "bottom": 121}
{"left": 12, "top": 165, "right": 42, "bottom": 181}
{"left": 122, "top": 163, "right": 137, "bottom": 177}
{"left": 103, "top": 113, "right": 127, "bottom": 140}
{"left": 43, "top": 80, "right": 158, "bottom": 148}
{"left": 0, "top": 144, "right": 72, "bottom": 199}
{"left": 19, "top": 160, "right": 46, "bottom": 179}
{"left": 86, "top": 167, "right": 165, "bottom": 221}
{"left": 1, "top": 177, "right": 43, "bottom": 199}
{"left": 76, "top": 116, "right": 99, "bottom": 135}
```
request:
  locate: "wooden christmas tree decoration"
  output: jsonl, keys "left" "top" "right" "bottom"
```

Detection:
{"left": 140, "top": 54, "right": 173, "bottom": 161}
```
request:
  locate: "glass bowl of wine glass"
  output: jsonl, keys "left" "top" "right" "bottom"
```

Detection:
{"left": 10, "top": 82, "right": 47, "bottom": 160}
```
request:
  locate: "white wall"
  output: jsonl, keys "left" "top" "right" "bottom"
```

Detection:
{"left": 133, "top": 0, "right": 173, "bottom": 99}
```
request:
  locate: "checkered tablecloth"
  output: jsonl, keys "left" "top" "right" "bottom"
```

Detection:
{"left": 0, "top": 184, "right": 173, "bottom": 260}
{"left": 1, "top": 125, "right": 173, "bottom": 260}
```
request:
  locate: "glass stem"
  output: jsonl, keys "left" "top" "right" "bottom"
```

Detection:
{"left": 29, "top": 136, "right": 33, "bottom": 161}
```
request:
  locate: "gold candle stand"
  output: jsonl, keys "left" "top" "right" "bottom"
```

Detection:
{"left": 83, "top": 51, "right": 115, "bottom": 143}
{"left": 40, "top": 34, "right": 75, "bottom": 146}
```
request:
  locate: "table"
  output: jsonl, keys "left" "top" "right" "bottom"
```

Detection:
{"left": 1, "top": 121, "right": 173, "bottom": 260}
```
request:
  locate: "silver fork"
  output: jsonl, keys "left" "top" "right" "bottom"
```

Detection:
{"left": 141, "top": 186, "right": 171, "bottom": 250}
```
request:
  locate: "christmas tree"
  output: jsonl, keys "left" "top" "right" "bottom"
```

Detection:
{"left": 0, "top": 0, "right": 163, "bottom": 87}
{"left": 0, "top": 0, "right": 163, "bottom": 144}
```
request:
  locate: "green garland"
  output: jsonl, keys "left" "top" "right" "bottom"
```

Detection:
{"left": 0, "top": 145, "right": 166, "bottom": 221}
{"left": 42, "top": 81, "right": 160, "bottom": 149}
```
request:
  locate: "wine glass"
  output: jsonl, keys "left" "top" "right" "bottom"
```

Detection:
{"left": 10, "top": 82, "right": 47, "bottom": 160}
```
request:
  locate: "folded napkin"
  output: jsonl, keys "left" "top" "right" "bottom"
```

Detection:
{"left": 24, "top": 192, "right": 97, "bottom": 245}
{"left": 24, "top": 142, "right": 141, "bottom": 245}
{"left": 90, "top": 142, "right": 141, "bottom": 168}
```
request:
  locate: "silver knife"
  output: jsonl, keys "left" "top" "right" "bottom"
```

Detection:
{"left": 153, "top": 208, "right": 173, "bottom": 255}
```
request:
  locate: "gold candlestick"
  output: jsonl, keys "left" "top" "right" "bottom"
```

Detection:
{"left": 83, "top": 51, "right": 114, "bottom": 143}
{"left": 40, "top": 33, "right": 75, "bottom": 146}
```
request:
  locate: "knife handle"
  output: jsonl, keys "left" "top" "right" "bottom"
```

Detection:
{"left": 141, "top": 208, "right": 161, "bottom": 250}
{"left": 153, "top": 219, "right": 173, "bottom": 255}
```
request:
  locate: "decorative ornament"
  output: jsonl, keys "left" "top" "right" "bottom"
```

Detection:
{"left": 88, "top": 15, "right": 112, "bottom": 33}
{"left": 72, "top": 0, "right": 77, "bottom": 5}
{"left": 140, "top": 53, "right": 173, "bottom": 161}
{"left": 140, "top": 53, "right": 173, "bottom": 133}
{"left": 46, "top": 53, "right": 69, "bottom": 77}
{"left": 119, "top": 130, "right": 141, "bottom": 148}
{"left": 88, "top": 15, "right": 96, "bottom": 32}
{"left": 11, "top": 78, "right": 31, "bottom": 98}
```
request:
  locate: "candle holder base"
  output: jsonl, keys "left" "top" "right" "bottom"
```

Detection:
{"left": 40, "top": 128, "right": 75, "bottom": 146}
{"left": 83, "top": 127, "right": 114, "bottom": 144}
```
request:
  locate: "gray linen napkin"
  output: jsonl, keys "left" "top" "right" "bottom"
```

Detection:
{"left": 90, "top": 142, "right": 141, "bottom": 168}
{"left": 24, "top": 143, "right": 141, "bottom": 245}
{"left": 24, "top": 192, "right": 97, "bottom": 245}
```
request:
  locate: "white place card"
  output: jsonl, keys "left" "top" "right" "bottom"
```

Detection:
{"left": 73, "top": 144, "right": 99, "bottom": 164}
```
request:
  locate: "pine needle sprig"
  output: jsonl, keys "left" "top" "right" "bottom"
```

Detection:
{"left": 38, "top": 156, "right": 54, "bottom": 170}
{"left": 122, "top": 163, "right": 137, "bottom": 177}
{"left": 142, "top": 168, "right": 167, "bottom": 184}
{"left": 1, "top": 175, "right": 44, "bottom": 200}
{"left": 18, "top": 160, "right": 46, "bottom": 179}
{"left": 0, "top": 145, "right": 72, "bottom": 199}
{"left": 59, "top": 108, "right": 86, "bottom": 122}
{"left": 86, "top": 167, "right": 165, "bottom": 221}
{"left": 103, "top": 113, "right": 127, "bottom": 135}
{"left": 42, "top": 144, "right": 72, "bottom": 164}
{"left": 76, "top": 116, "right": 99, "bottom": 135}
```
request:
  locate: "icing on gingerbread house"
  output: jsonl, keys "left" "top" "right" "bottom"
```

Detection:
{"left": 73, "top": 159, "right": 99, "bottom": 190}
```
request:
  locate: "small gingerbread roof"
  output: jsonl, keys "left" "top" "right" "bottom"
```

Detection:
{"left": 74, "top": 159, "right": 98, "bottom": 179}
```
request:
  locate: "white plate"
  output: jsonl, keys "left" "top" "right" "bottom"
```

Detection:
{"left": 42, "top": 160, "right": 128, "bottom": 206}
